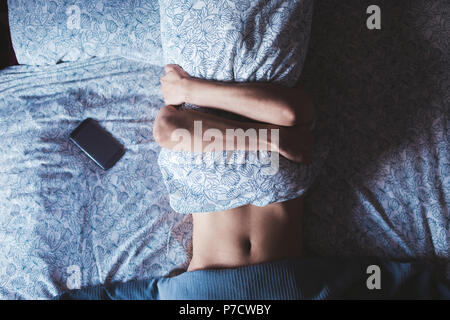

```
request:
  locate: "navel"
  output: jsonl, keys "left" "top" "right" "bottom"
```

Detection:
{"left": 242, "top": 238, "right": 252, "bottom": 254}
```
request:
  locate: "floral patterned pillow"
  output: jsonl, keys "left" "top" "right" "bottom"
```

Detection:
{"left": 9, "top": 0, "right": 162, "bottom": 65}
{"left": 159, "top": 0, "right": 313, "bottom": 87}
{"left": 156, "top": 0, "right": 324, "bottom": 215}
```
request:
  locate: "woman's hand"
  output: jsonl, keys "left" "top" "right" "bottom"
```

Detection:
{"left": 160, "top": 64, "right": 191, "bottom": 106}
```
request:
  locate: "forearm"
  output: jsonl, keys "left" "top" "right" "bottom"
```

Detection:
{"left": 183, "top": 78, "right": 306, "bottom": 126}
{"left": 158, "top": 64, "right": 314, "bottom": 163}
{"left": 154, "top": 105, "right": 279, "bottom": 152}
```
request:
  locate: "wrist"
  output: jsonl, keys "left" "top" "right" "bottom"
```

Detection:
{"left": 183, "top": 77, "right": 215, "bottom": 106}
{"left": 181, "top": 77, "right": 195, "bottom": 104}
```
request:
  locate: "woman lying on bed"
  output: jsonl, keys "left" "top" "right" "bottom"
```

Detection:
{"left": 4, "top": 0, "right": 447, "bottom": 299}
{"left": 154, "top": 64, "right": 315, "bottom": 271}
{"left": 1, "top": 2, "right": 316, "bottom": 273}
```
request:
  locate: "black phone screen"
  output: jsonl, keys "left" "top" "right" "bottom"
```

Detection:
{"left": 69, "top": 118, "right": 125, "bottom": 170}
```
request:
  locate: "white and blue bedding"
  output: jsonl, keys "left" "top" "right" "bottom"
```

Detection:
{"left": 0, "top": 57, "right": 192, "bottom": 299}
{"left": 8, "top": 0, "right": 163, "bottom": 66}
{"left": 0, "top": 0, "right": 448, "bottom": 299}
{"left": 301, "top": 1, "right": 449, "bottom": 264}
{"left": 157, "top": 0, "right": 328, "bottom": 213}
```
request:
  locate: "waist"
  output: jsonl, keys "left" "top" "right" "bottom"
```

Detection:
{"left": 188, "top": 196, "right": 304, "bottom": 271}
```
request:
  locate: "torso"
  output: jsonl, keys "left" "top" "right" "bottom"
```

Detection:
{"left": 188, "top": 196, "right": 304, "bottom": 271}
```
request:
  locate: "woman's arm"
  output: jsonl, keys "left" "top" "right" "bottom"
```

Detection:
{"left": 157, "top": 64, "right": 314, "bottom": 163}
{"left": 160, "top": 64, "right": 315, "bottom": 127}
{"left": 154, "top": 105, "right": 276, "bottom": 152}
{"left": 153, "top": 105, "right": 312, "bottom": 163}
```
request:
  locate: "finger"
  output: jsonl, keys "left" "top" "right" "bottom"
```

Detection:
{"left": 160, "top": 74, "right": 169, "bottom": 82}
{"left": 164, "top": 64, "right": 177, "bottom": 73}
{"left": 162, "top": 71, "right": 174, "bottom": 81}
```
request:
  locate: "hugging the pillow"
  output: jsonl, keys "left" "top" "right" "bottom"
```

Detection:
{"left": 157, "top": 0, "right": 328, "bottom": 214}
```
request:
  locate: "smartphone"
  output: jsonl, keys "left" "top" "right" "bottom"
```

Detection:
{"left": 69, "top": 118, "right": 125, "bottom": 170}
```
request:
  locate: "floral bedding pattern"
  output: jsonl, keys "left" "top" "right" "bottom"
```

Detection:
{"left": 301, "top": 1, "right": 449, "bottom": 266}
{"left": 0, "top": 57, "right": 190, "bottom": 299}
{"left": 8, "top": 0, "right": 163, "bottom": 66}
{"left": 157, "top": 0, "right": 329, "bottom": 213}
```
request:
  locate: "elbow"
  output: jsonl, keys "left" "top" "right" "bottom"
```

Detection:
{"left": 153, "top": 105, "right": 180, "bottom": 148}
{"left": 275, "top": 101, "right": 298, "bottom": 126}
{"left": 279, "top": 106, "right": 298, "bottom": 127}
{"left": 280, "top": 88, "right": 315, "bottom": 127}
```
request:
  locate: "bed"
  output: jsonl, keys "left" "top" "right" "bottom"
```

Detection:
{"left": 0, "top": 0, "right": 448, "bottom": 299}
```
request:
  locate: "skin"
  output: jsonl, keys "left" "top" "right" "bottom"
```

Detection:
{"left": 154, "top": 64, "right": 315, "bottom": 271}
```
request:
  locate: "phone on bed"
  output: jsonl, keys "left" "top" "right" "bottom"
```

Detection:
{"left": 69, "top": 118, "right": 125, "bottom": 170}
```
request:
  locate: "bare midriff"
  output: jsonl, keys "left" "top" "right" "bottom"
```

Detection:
{"left": 188, "top": 196, "right": 304, "bottom": 271}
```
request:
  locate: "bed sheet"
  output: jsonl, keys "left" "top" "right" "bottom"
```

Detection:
{"left": 0, "top": 57, "right": 190, "bottom": 299}
{"left": 301, "top": 0, "right": 449, "bottom": 265}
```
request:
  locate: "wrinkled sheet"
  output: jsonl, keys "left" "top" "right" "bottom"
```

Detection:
{"left": 0, "top": 57, "right": 191, "bottom": 299}
{"left": 302, "top": 0, "right": 449, "bottom": 263}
